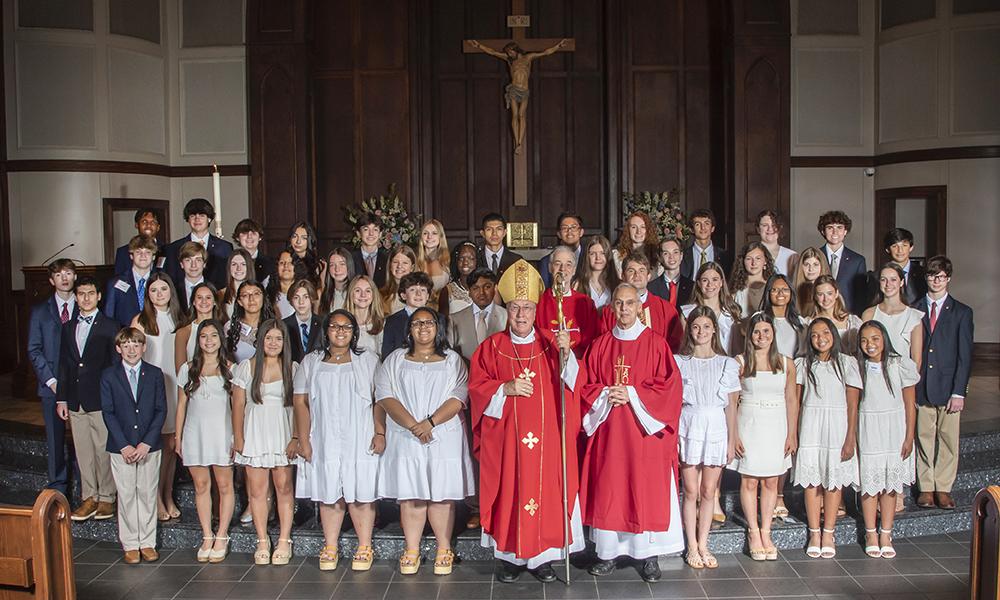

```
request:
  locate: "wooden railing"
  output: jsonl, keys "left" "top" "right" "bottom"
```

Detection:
{"left": 0, "top": 490, "right": 75, "bottom": 599}
{"left": 972, "top": 485, "right": 1000, "bottom": 600}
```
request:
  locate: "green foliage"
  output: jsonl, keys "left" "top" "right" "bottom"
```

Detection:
{"left": 622, "top": 190, "right": 691, "bottom": 241}
{"left": 343, "top": 184, "right": 422, "bottom": 249}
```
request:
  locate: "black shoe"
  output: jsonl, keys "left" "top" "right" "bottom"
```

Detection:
{"left": 640, "top": 558, "right": 661, "bottom": 582}
{"left": 588, "top": 559, "right": 616, "bottom": 577}
{"left": 531, "top": 562, "right": 557, "bottom": 583}
{"left": 496, "top": 560, "right": 522, "bottom": 583}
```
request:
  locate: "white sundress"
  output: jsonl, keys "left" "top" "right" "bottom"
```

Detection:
{"left": 857, "top": 356, "right": 920, "bottom": 496}
{"left": 728, "top": 356, "right": 793, "bottom": 477}
{"left": 177, "top": 362, "right": 233, "bottom": 466}
{"left": 873, "top": 306, "right": 924, "bottom": 360}
{"left": 677, "top": 354, "right": 741, "bottom": 466}
{"left": 232, "top": 359, "right": 297, "bottom": 468}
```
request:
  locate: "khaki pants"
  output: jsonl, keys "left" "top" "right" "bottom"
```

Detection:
{"left": 915, "top": 404, "right": 961, "bottom": 493}
{"left": 68, "top": 409, "right": 116, "bottom": 502}
{"left": 110, "top": 451, "right": 161, "bottom": 551}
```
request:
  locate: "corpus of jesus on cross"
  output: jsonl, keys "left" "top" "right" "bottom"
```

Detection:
{"left": 463, "top": 0, "right": 575, "bottom": 207}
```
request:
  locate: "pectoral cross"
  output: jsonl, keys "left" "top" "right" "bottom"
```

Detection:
{"left": 463, "top": 0, "right": 575, "bottom": 207}
{"left": 614, "top": 355, "right": 631, "bottom": 386}
{"left": 518, "top": 367, "right": 536, "bottom": 380}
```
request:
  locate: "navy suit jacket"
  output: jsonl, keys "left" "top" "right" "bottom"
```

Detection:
{"left": 27, "top": 295, "right": 77, "bottom": 399}
{"left": 681, "top": 244, "right": 732, "bottom": 280}
{"left": 821, "top": 244, "right": 867, "bottom": 315}
{"left": 114, "top": 242, "right": 165, "bottom": 276}
{"left": 57, "top": 311, "right": 121, "bottom": 412}
{"left": 537, "top": 246, "right": 583, "bottom": 289}
{"left": 101, "top": 362, "right": 167, "bottom": 453}
{"left": 104, "top": 270, "right": 156, "bottom": 328}
{"left": 647, "top": 274, "right": 694, "bottom": 310}
{"left": 351, "top": 248, "right": 389, "bottom": 289}
{"left": 913, "top": 295, "right": 974, "bottom": 407}
{"left": 283, "top": 314, "right": 323, "bottom": 363}
{"left": 477, "top": 247, "right": 524, "bottom": 279}
{"left": 164, "top": 233, "right": 233, "bottom": 290}
{"left": 381, "top": 309, "right": 411, "bottom": 358}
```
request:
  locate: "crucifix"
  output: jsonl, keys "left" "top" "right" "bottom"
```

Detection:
{"left": 463, "top": 0, "right": 575, "bottom": 207}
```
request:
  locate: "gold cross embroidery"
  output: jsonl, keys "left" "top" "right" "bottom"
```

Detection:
{"left": 523, "top": 498, "right": 539, "bottom": 516}
{"left": 521, "top": 431, "right": 539, "bottom": 449}
{"left": 614, "top": 355, "right": 631, "bottom": 385}
{"left": 518, "top": 367, "right": 536, "bottom": 380}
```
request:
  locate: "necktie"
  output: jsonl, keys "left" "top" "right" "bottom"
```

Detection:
{"left": 491, "top": 253, "right": 499, "bottom": 273}
{"left": 300, "top": 323, "right": 309, "bottom": 352}
{"left": 60, "top": 302, "right": 69, "bottom": 324}
{"left": 929, "top": 301, "right": 938, "bottom": 333}
{"left": 365, "top": 254, "right": 376, "bottom": 277}
{"left": 830, "top": 253, "right": 840, "bottom": 279}
{"left": 128, "top": 367, "right": 139, "bottom": 401}
{"left": 667, "top": 280, "right": 677, "bottom": 305}
{"left": 475, "top": 310, "right": 488, "bottom": 344}
{"left": 137, "top": 278, "right": 146, "bottom": 310}
{"left": 699, "top": 250, "right": 707, "bottom": 268}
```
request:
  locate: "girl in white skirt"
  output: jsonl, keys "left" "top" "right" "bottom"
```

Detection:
{"left": 856, "top": 320, "right": 918, "bottom": 559}
{"left": 677, "top": 306, "right": 740, "bottom": 569}
{"left": 232, "top": 319, "right": 299, "bottom": 566}
{"left": 794, "top": 317, "right": 862, "bottom": 559}
{"left": 293, "top": 310, "right": 384, "bottom": 572}
{"left": 730, "top": 313, "right": 798, "bottom": 561}
{"left": 174, "top": 319, "right": 234, "bottom": 563}
{"left": 375, "top": 307, "right": 475, "bottom": 576}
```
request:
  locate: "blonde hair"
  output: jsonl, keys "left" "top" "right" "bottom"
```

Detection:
{"left": 347, "top": 274, "right": 385, "bottom": 335}
{"left": 379, "top": 245, "right": 417, "bottom": 313}
{"left": 793, "top": 247, "right": 830, "bottom": 315}
{"left": 415, "top": 219, "right": 451, "bottom": 272}
{"left": 810, "top": 275, "right": 850, "bottom": 321}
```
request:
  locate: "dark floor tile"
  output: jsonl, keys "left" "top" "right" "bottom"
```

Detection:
{"left": 545, "top": 579, "right": 600, "bottom": 599}
{"left": 804, "top": 576, "right": 865, "bottom": 596}
{"left": 160, "top": 549, "right": 206, "bottom": 565}
{"left": 906, "top": 574, "right": 968, "bottom": 593}
{"left": 595, "top": 580, "right": 652, "bottom": 599}
{"left": 76, "top": 580, "right": 135, "bottom": 600}
{"left": 737, "top": 560, "right": 798, "bottom": 578}
{"left": 935, "top": 556, "right": 970, "bottom": 574}
{"left": 693, "top": 564, "right": 747, "bottom": 580}
{"left": 436, "top": 581, "right": 494, "bottom": 599}
{"left": 142, "top": 564, "right": 204, "bottom": 582}
{"left": 193, "top": 563, "right": 251, "bottom": 581}
{"left": 889, "top": 557, "right": 948, "bottom": 575}
{"left": 124, "top": 577, "right": 190, "bottom": 599}
{"left": 279, "top": 582, "right": 337, "bottom": 599}
{"left": 75, "top": 545, "right": 124, "bottom": 564}
{"left": 909, "top": 533, "right": 957, "bottom": 543}
{"left": 290, "top": 561, "right": 345, "bottom": 583}
{"left": 749, "top": 577, "right": 811, "bottom": 597}
{"left": 330, "top": 582, "right": 391, "bottom": 599}
{"left": 93, "top": 563, "right": 158, "bottom": 583}
{"left": 788, "top": 559, "right": 848, "bottom": 577}
{"left": 338, "top": 563, "right": 396, "bottom": 582}
{"left": 385, "top": 581, "right": 442, "bottom": 600}
{"left": 73, "top": 563, "right": 109, "bottom": 583}
{"left": 877, "top": 542, "right": 928, "bottom": 559}
{"left": 241, "top": 564, "right": 299, "bottom": 583}
{"left": 918, "top": 542, "right": 970, "bottom": 558}
{"left": 73, "top": 540, "right": 97, "bottom": 558}
{"left": 656, "top": 557, "right": 700, "bottom": 580}
{"left": 924, "top": 592, "right": 970, "bottom": 600}
{"left": 947, "top": 530, "right": 972, "bottom": 542}
{"left": 854, "top": 575, "right": 922, "bottom": 595}
{"left": 830, "top": 544, "right": 870, "bottom": 560}
{"left": 491, "top": 580, "right": 548, "bottom": 599}
{"left": 175, "top": 580, "right": 238, "bottom": 598}
{"left": 699, "top": 579, "right": 759, "bottom": 598}
{"left": 226, "top": 581, "right": 288, "bottom": 599}
{"left": 446, "top": 560, "right": 497, "bottom": 582}
{"left": 648, "top": 579, "right": 706, "bottom": 598}
{"left": 836, "top": 558, "right": 900, "bottom": 577}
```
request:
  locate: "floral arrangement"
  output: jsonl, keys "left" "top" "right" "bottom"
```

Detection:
{"left": 343, "top": 184, "right": 422, "bottom": 249}
{"left": 622, "top": 190, "right": 691, "bottom": 241}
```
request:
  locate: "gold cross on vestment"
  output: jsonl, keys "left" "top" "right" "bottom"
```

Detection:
{"left": 614, "top": 355, "right": 631, "bottom": 386}
{"left": 523, "top": 498, "right": 539, "bottom": 516}
{"left": 518, "top": 367, "right": 536, "bottom": 380}
{"left": 521, "top": 431, "right": 539, "bottom": 450}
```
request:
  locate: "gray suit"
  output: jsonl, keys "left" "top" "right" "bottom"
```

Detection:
{"left": 449, "top": 304, "right": 508, "bottom": 361}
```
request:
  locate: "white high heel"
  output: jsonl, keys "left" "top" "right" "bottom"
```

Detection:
{"left": 196, "top": 536, "right": 214, "bottom": 563}
{"left": 879, "top": 527, "right": 896, "bottom": 559}
{"left": 864, "top": 528, "right": 882, "bottom": 558}
{"left": 820, "top": 528, "right": 837, "bottom": 559}
{"left": 805, "top": 528, "right": 821, "bottom": 558}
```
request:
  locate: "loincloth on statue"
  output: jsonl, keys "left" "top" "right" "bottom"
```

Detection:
{"left": 504, "top": 84, "right": 529, "bottom": 108}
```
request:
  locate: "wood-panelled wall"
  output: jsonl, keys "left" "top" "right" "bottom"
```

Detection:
{"left": 246, "top": 0, "right": 789, "bottom": 254}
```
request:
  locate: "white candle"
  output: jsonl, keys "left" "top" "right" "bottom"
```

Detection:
{"left": 212, "top": 165, "right": 223, "bottom": 238}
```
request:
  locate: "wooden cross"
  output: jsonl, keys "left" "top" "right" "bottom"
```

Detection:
{"left": 463, "top": 0, "right": 575, "bottom": 207}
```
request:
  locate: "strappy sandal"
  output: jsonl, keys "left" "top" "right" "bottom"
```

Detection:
{"left": 271, "top": 538, "right": 294, "bottom": 565}
{"left": 805, "top": 528, "right": 822, "bottom": 558}
{"left": 685, "top": 551, "right": 704, "bottom": 569}
{"left": 319, "top": 545, "right": 339, "bottom": 571}
{"left": 879, "top": 527, "right": 896, "bottom": 559}
{"left": 196, "top": 536, "right": 214, "bottom": 563}
{"left": 820, "top": 528, "right": 837, "bottom": 559}
{"left": 351, "top": 545, "right": 373, "bottom": 571}
{"left": 760, "top": 528, "right": 778, "bottom": 561}
{"left": 746, "top": 528, "right": 767, "bottom": 562}
{"left": 864, "top": 528, "right": 882, "bottom": 558}
{"left": 434, "top": 548, "right": 455, "bottom": 575}
{"left": 208, "top": 536, "right": 230, "bottom": 563}
{"left": 254, "top": 538, "right": 272, "bottom": 565}
{"left": 399, "top": 549, "right": 421, "bottom": 575}
{"left": 701, "top": 550, "right": 719, "bottom": 569}
{"left": 774, "top": 495, "right": 790, "bottom": 520}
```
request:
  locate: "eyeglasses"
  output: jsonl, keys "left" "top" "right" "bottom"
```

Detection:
{"left": 770, "top": 288, "right": 791, "bottom": 295}
{"left": 410, "top": 319, "right": 436, "bottom": 329}
{"left": 328, "top": 324, "right": 353, "bottom": 332}
{"left": 926, "top": 273, "right": 949, "bottom": 282}
{"left": 559, "top": 225, "right": 581, "bottom": 233}
{"left": 239, "top": 291, "right": 263, "bottom": 300}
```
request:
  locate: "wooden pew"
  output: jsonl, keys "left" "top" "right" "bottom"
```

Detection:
{"left": 972, "top": 485, "right": 1000, "bottom": 600}
{"left": 0, "top": 490, "right": 75, "bottom": 599}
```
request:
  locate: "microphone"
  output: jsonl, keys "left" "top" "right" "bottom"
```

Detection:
{"left": 40, "top": 243, "right": 75, "bottom": 266}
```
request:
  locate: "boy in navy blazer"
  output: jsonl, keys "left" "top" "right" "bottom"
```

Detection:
{"left": 105, "top": 235, "right": 158, "bottom": 327}
{"left": 381, "top": 272, "right": 433, "bottom": 357}
{"left": 913, "top": 255, "right": 974, "bottom": 511}
{"left": 102, "top": 327, "right": 167, "bottom": 563}
{"left": 817, "top": 210, "right": 867, "bottom": 315}
{"left": 57, "top": 276, "right": 121, "bottom": 521}
{"left": 163, "top": 198, "right": 233, "bottom": 290}
{"left": 283, "top": 280, "right": 323, "bottom": 362}
{"left": 350, "top": 212, "right": 390, "bottom": 288}
{"left": 26, "top": 258, "right": 77, "bottom": 495}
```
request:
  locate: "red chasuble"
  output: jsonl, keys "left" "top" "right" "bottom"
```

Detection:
{"left": 535, "top": 289, "right": 599, "bottom": 359}
{"left": 579, "top": 328, "right": 682, "bottom": 533}
{"left": 599, "top": 292, "right": 684, "bottom": 352}
{"left": 470, "top": 328, "right": 583, "bottom": 560}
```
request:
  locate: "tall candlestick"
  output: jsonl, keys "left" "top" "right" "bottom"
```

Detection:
{"left": 212, "top": 164, "right": 223, "bottom": 238}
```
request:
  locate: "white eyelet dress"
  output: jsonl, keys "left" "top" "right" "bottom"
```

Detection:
{"left": 856, "top": 356, "right": 920, "bottom": 496}
{"left": 677, "top": 354, "right": 741, "bottom": 466}
{"left": 232, "top": 359, "right": 297, "bottom": 468}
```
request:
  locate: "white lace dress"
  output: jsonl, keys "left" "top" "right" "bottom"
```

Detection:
{"left": 773, "top": 316, "right": 807, "bottom": 358}
{"left": 677, "top": 354, "right": 741, "bottom": 466}
{"left": 681, "top": 304, "right": 738, "bottom": 355}
{"left": 232, "top": 359, "right": 297, "bottom": 468}
{"left": 793, "top": 355, "right": 862, "bottom": 489}
{"left": 856, "top": 356, "right": 919, "bottom": 496}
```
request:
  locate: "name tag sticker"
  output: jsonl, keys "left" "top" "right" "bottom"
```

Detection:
{"left": 867, "top": 362, "right": 882, "bottom": 373}
{"left": 114, "top": 280, "right": 131, "bottom": 293}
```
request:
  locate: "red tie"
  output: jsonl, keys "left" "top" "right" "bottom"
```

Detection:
{"left": 668, "top": 280, "right": 677, "bottom": 305}
{"left": 929, "top": 301, "right": 937, "bottom": 333}
{"left": 60, "top": 303, "right": 69, "bottom": 324}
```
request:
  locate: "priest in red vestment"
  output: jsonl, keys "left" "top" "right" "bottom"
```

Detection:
{"left": 470, "top": 259, "right": 585, "bottom": 584}
{"left": 581, "top": 283, "right": 684, "bottom": 582}
{"left": 535, "top": 246, "right": 599, "bottom": 359}
{"left": 600, "top": 253, "right": 684, "bottom": 351}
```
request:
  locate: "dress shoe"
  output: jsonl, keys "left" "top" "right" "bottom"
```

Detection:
{"left": 936, "top": 492, "right": 956, "bottom": 510}
{"left": 640, "top": 558, "right": 661, "bottom": 582}
{"left": 139, "top": 547, "right": 159, "bottom": 562}
{"left": 71, "top": 497, "right": 99, "bottom": 521}
{"left": 123, "top": 550, "right": 141, "bottom": 564}
{"left": 496, "top": 559, "right": 522, "bottom": 583}
{"left": 94, "top": 501, "right": 116, "bottom": 520}
{"left": 466, "top": 513, "right": 481, "bottom": 529}
{"left": 588, "top": 559, "right": 616, "bottom": 577}
{"left": 531, "top": 562, "right": 557, "bottom": 583}
{"left": 916, "top": 492, "right": 935, "bottom": 508}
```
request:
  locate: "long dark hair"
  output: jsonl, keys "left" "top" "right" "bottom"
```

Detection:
{"left": 177, "top": 281, "right": 225, "bottom": 329}
{"left": 802, "top": 317, "right": 845, "bottom": 392}
{"left": 679, "top": 305, "right": 726, "bottom": 356}
{"left": 322, "top": 310, "right": 364, "bottom": 358}
{"left": 183, "top": 320, "right": 233, "bottom": 397}
{"left": 729, "top": 241, "right": 776, "bottom": 292}
{"left": 574, "top": 235, "right": 620, "bottom": 296}
{"left": 287, "top": 222, "right": 322, "bottom": 288}
{"left": 761, "top": 274, "right": 804, "bottom": 337}
{"left": 249, "top": 318, "right": 294, "bottom": 406}
{"left": 226, "top": 280, "right": 273, "bottom": 356}
{"left": 222, "top": 249, "right": 257, "bottom": 307}
{"left": 404, "top": 307, "right": 449, "bottom": 358}
{"left": 741, "top": 312, "right": 784, "bottom": 377}
{"left": 691, "top": 261, "right": 743, "bottom": 319}
{"left": 319, "top": 248, "right": 356, "bottom": 314}
{"left": 857, "top": 319, "right": 899, "bottom": 394}
{"left": 137, "top": 272, "right": 183, "bottom": 336}
{"left": 873, "top": 262, "right": 907, "bottom": 307}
